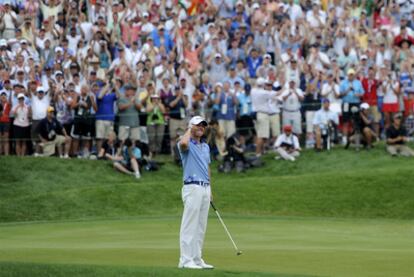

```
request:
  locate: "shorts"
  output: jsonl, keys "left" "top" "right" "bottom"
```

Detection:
{"left": 0, "top": 122, "right": 9, "bottom": 133}
{"left": 218, "top": 119, "right": 236, "bottom": 138}
{"left": 31, "top": 120, "right": 41, "bottom": 141}
{"left": 169, "top": 118, "right": 187, "bottom": 139}
{"left": 13, "top": 125, "right": 30, "bottom": 141}
{"left": 269, "top": 114, "right": 281, "bottom": 137}
{"left": 236, "top": 115, "right": 255, "bottom": 136}
{"left": 342, "top": 103, "right": 360, "bottom": 123}
{"left": 72, "top": 117, "right": 93, "bottom": 139}
{"left": 118, "top": 126, "right": 140, "bottom": 141}
{"left": 255, "top": 112, "right": 271, "bottom": 139}
{"left": 382, "top": 103, "right": 399, "bottom": 113}
{"left": 95, "top": 120, "right": 114, "bottom": 139}
{"left": 41, "top": 135, "right": 67, "bottom": 156}
{"left": 282, "top": 111, "right": 302, "bottom": 134}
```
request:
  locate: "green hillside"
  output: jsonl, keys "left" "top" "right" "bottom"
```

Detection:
{"left": 1, "top": 145, "right": 414, "bottom": 222}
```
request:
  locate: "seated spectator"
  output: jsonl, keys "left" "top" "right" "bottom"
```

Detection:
{"left": 386, "top": 114, "right": 414, "bottom": 157}
{"left": 313, "top": 99, "right": 339, "bottom": 151}
{"left": 98, "top": 131, "right": 120, "bottom": 161}
{"left": 274, "top": 125, "right": 301, "bottom": 162}
{"left": 38, "top": 106, "right": 71, "bottom": 158}
{"left": 113, "top": 138, "right": 142, "bottom": 179}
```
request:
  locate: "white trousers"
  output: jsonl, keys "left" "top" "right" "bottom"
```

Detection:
{"left": 179, "top": 184, "right": 211, "bottom": 267}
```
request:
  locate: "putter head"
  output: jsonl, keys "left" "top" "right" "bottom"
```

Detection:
{"left": 236, "top": 250, "right": 243, "bottom": 256}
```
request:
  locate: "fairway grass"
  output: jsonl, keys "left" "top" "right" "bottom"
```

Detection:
{"left": 0, "top": 217, "right": 413, "bottom": 277}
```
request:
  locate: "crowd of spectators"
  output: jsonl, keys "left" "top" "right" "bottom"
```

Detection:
{"left": 1, "top": 0, "right": 414, "bottom": 167}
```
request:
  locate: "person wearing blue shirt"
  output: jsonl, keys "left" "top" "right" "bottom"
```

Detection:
{"left": 95, "top": 83, "right": 120, "bottom": 152}
{"left": 236, "top": 82, "right": 254, "bottom": 143}
{"left": 246, "top": 48, "right": 263, "bottom": 78}
{"left": 178, "top": 116, "right": 214, "bottom": 270}
{"left": 339, "top": 68, "right": 364, "bottom": 144}
{"left": 215, "top": 82, "right": 238, "bottom": 138}
{"left": 150, "top": 25, "right": 174, "bottom": 54}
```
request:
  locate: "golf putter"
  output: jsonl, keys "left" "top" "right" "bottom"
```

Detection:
{"left": 210, "top": 201, "right": 243, "bottom": 256}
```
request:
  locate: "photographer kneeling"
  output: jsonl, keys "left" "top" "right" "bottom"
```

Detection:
{"left": 358, "top": 103, "right": 378, "bottom": 149}
{"left": 313, "top": 99, "right": 339, "bottom": 151}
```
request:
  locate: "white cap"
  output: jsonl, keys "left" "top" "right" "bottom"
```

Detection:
{"left": 252, "top": 3, "right": 260, "bottom": 9}
{"left": 20, "top": 39, "right": 28, "bottom": 44}
{"left": 360, "top": 55, "right": 368, "bottom": 60}
{"left": 214, "top": 82, "right": 223, "bottom": 88}
{"left": 54, "top": 71, "right": 63, "bottom": 77}
{"left": 55, "top": 47, "right": 63, "bottom": 53}
{"left": 0, "top": 39, "right": 7, "bottom": 47}
{"left": 360, "top": 102, "right": 370, "bottom": 110}
{"left": 263, "top": 54, "right": 271, "bottom": 59}
{"left": 236, "top": 0, "right": 243, "bottom": 5}
{"left": 142, "top": 12, "right": 149, "bottom": 17}
{"left": 36, "top": 86, "right": 45, "bottom": 93}
{"left": 188, "top": 116, "right": 208, "bottom": 128}
{"left": 273, "top": 81, "right": 281, "bottom": 88}
{"left": 256, "top": 77, "right": 266, "bottom": 86}
{"left": 215, "top": 53, "right": 221, "bottom": 58}
{"left": 17, "top": 93, "right": 25, "bottom": 99}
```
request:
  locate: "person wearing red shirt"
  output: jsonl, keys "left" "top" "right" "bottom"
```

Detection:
{"left": 361, "top": 67, "right": 381, "bottom": 136}
{"left": 0, "top": 91, "right": 11, "bottom": 155}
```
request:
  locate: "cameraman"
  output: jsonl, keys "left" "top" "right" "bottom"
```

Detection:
{"left": 339, "top": 69, "right": 364, "bottom": 145}
{"left": 312, "top": 99, "right": 339, "bottom": 151}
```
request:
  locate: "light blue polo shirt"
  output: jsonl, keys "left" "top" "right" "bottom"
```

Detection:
{"left": 340, "top": 79, "right": 364, "bottom": 104}
{"left": 178, "top": 138, "right": 210, "bottom": 184}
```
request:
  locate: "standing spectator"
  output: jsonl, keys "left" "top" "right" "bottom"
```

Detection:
{"left": 274, "top": 125, "right": 301, "bottom": 162}
{"left": 37, "top": 106, "right": 71, "bottom": 158}
{"left": 361, "top": 67, "right": 381, "bottom": 136}
{"left": 71, "top": 85, "right": 96, "bottom": 158}
{"left": 246, "top": 48, "right": 263, "bottom": 79}
{"left": 146, "top": 94, "right": 166, "bottom": 157}
{"left": 0, "top": 91, "right": 11, "bottom": 155}
{"left": 30, "top": 86, "right": 51, "bottom": 156}
{"left": 215, "top": 81, "right": 238, "bottom": 139}
{"left": 11, "top": 93, "right": 31, "bottom": 156}
{"left": 281, "top": 79, "right": 304, "bottom": 135}
{"left": 386, "top": 114, "right": 414, "bottom": 157}
{"left": 379, "top": 66, "right": 400, "bottom": 130}
{"left": 304, "top": 70, "right": 323, "bottom": 148}
{"left": 339, "top": 69, "right": 364, "bottom": 144}
{"left": 117, "top": 85, "right": 141, "bottom": 144}
{"left": 167, "top": 86, "right": 188, "bottom": 156}
{"left": 95, "top": 82, "right": 119, "bottom": 153}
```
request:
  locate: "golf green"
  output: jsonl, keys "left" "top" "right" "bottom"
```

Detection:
{"left": 0, "top": 216, "right": 413, "bottom": 277}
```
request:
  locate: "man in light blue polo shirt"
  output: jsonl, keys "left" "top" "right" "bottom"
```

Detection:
{"left": 178, "top": 116, "right": 214, "bottom": 270}
{"left": 339, "top": 68, "right": 364, "bottom": 144}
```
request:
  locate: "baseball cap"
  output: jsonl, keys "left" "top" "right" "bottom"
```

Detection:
{"left": 142, "top": 12, "right": 149, "bottom": 17}
{"left": 256, "top": 77, "right": 266, "bottom": 86}
{"left": 322, "top": 98, "right": 330, "bottom": 104}
{"left": 347, "top": 68, "right": 356, "bottom": 75}
{"left": 47, "top": 106, "right": 55, "bottom": 113}
{"left": 36, "top": 86, "right": 45, "bottom": 93}
{"left": 215, "top": 82, "right": 223, "bottom": 88}
{"left": 17, "top": 93, "right": 25, "bottom": 99}
{"left": 360, "top": 55, "right": 368, "bottom": 60}
{"left": 0, "top": 39, "right": 7, "bottom": 47}
{"left": 188, "top": 116, "right": 208, "bottom": 128}
{"left": 263, "top": 54, "right": 271, "bottom": 59}
{"left": 0, "top": 90, "right": 7, "bottom": 96}
{"left": 360, "top": 102, "right": 369, "bottom": 110}
{"left": 215, "top": 53, "right": 222, "bottom": 58}
{"left": 283, "top": 125, "right": 293, "bottom": 132}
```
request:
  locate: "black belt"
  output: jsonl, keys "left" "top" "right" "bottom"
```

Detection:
{"left": 184, "top": 181, "right": 210, "bottom": 187}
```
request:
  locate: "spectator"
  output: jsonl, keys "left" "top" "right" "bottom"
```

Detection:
{"left": 30, "top": 86, "right": 51, "bottom": 156}
{"left": 11, "top": 93, "right": 31, "bottom": 156}
{"left": 274, "top": 125, "right": 301, "bottom": 162}
{"left": 281, "top": 78, "right": 304, "bottom": 135}
{"left": 117, "top": 84, "right": 141, "bottom": 144}
{"left": 379, "top": 66, "right": 400, "bottom": 130}
{"left": 361, "top": 67, "right": 381, "bottom": 136}
{"left": 358, "top": 103, "right": 378, "bottom": 149}
{"left": 167, "top": 86, "right": 188, "bottom": 156}
{"left": 146, "top": 94, "right": 166, "bottom": 157}
{"left": 38, "top": 106, "right": 71, "bottom": 158}
{"left": 386, "top": 114, "right": 414, "bottom": 157}
{"left": 313, "top": 99, "right": 339, "bottom": 151}
{"left": 340, "top": 68, "right": 364, "bottom": 144}
{"left": 0, "top": 91, "right": 10, "bottom": 155}
{"left": 113, "top": 138, "right": 142, "bottom": 179}
{"left": 215, "top": 81, "right": 238, "bottom": 139}
{"left": 98, "top": 131, "right": 120, "bottom": 161}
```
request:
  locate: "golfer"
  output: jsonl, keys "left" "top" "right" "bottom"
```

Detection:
{"left": 178, "top": 116, "right": 214, "bottom": 269}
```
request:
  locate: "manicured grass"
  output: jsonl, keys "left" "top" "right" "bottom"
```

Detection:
{"left": 1, "top": 145, "right": 414, "bottom": 222}
{"left": 0, "top": 217, "right": 413, "bottom": 277}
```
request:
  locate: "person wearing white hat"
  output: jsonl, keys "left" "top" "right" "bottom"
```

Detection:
{"left": 11, "top": 93, "right": 30, "bottom": 156}
{"left": 356, "top": 102, "right": 378, "bottom": 150}
{"left": 178, "top": 116, "right": 214, "bottom": 270}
